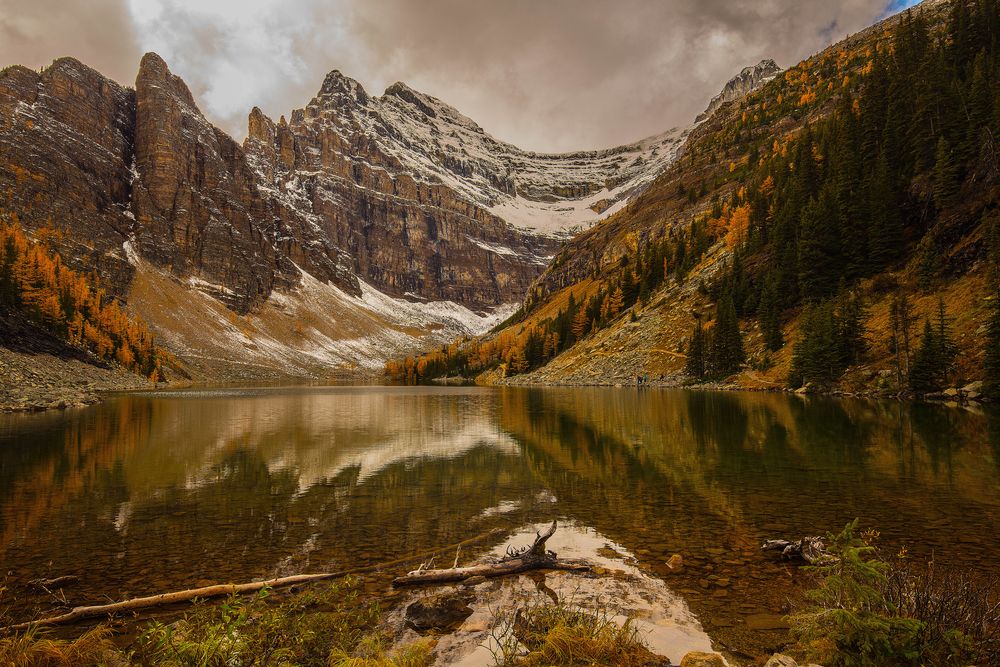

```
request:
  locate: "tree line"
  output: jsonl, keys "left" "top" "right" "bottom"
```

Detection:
{"left": 1, "top": 219, "right": 163, "bottom": 381}
{"left": 696, "top": 0, "right": 1000, "bottom": 393}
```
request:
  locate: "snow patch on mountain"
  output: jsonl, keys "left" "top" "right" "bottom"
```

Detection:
{"left": 288, "top": 74, "right": 695, "bottom": 237}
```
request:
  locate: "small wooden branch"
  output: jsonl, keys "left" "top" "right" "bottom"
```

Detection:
{"left": 29, "top": 576, "right": 79, "bottom": 591}
{"left": 761, "top": 536, "right": 837, "bottom": 565}
{"left": 393, "top": 519, "right": 590, "bottom": 587}
{"left": 4, "top": 528, "right": 506, "bottom": 634}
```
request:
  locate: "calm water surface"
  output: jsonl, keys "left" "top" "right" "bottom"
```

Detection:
{"left": 1, "top": 386, "right": 999, "bottom": 642}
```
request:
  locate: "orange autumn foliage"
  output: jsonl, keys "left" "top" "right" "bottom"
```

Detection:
{"left": 0, "top": 220, "right": 163, "bottom": 380}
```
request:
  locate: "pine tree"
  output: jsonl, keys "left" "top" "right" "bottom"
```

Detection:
{"left": 836, "top": 289, "right": 868, "bottom": 367}
{"left": 890, "top": 293, "right": 915, "bottom": 388}
{"left": 685, "top": 320, "right": 707, "bottom": 379}
{"left": 758, "top": 277, "right": 784, "bottom": 351}
{"left": 933, "top": 136, "right": 961, "bottom": 210}
{"left": 909, "top": 319, "right": 941, "bottom": 394}
{"left": 789, "top": 302, "right": 840, "bottom": 388}
{"left": 707, "top": 292, "right": 745, "bottom": 378}
{"left": 509, "top": 346, "right": 528, "bottom": 374}
{"left": 985, "top": 218, "right": 1000, "bottom": 395}
{"left": 0, "top": 233, "right": 19, "bottom": 307}
{"left": 607, "top": 286, "right": 625, "bottom": 317}
{"left": 571, "top": 307, "right": 589, "bottom": 342}
{"left": 935, "top": 296, "right": 958, "bottom": 373}
{"left": 798, "top": 188, "right": 841, "bottom": 301}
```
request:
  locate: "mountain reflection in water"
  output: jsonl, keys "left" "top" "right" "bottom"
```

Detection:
{"left": 1, "top": 386, "right": 998, "bottom": 637}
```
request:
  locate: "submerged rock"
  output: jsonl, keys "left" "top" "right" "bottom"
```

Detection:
{"left": 404, "top": 592, "right": 473, "bottom": 632}
{"left": 679, "top": 651, "right": 726, "bottom": 667}
{"left": 764, "top": 655, "right": 798, "bottom": 667}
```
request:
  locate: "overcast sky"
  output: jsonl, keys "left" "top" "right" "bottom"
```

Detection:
{"left": 1, "top": 0, "right": 919, "bottom": 152}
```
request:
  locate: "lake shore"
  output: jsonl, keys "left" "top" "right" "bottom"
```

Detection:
{"left": 0, "top": 314, "right": 153, "bottom": 413}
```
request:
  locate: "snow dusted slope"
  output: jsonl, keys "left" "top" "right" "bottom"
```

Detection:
{"left": 372, "top": 82, "right": 691, "bottom": 235}
{"left": 262, "top": 74, "right": 692, "bottom": 238}
{"left": 127, "top": 253, "right": 515, "bottom": 380}
{"left": 250, "top": 59, "right": 782, "bottom": 240}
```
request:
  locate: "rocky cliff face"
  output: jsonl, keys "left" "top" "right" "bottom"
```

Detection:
{"left": 131, "top": 53, "right": 302, "bottom": 313}
{"left": 1, "top": 54, "right": 562, "bottom": 316}
{"left": 697, "top": 60, "right": 782, "bottom": 123}
{"left": 242, "top": 71, "right": 558, "bottom": 311}
{"left": 0, "top": 58, "right": 136, "bottom": 297}
{"left": 0, "top": 53, "right": 564, "bottom": 373}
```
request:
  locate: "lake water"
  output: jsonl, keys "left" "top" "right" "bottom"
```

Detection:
{"left": 1, "top": 386, "right": 998, "bottom": 659}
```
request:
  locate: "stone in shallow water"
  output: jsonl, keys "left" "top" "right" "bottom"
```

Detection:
{"left": 680, "top": 651, "right": 726, "bottom": 667}
{"left": 764, "top": 655, "right": 798, "bottom": 667}
{"left": 405, "top": 592, "right": 473, "bottom": 632}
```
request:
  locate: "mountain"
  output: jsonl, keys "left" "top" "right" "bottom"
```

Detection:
{"left": 394, "top": 0, "right": 1000, "bottom": 398}
{"left": 0, "top": 49, "right": 778, "bottom": 380}
{"left": 246, "top": 71, "right": 697, "bottom": 240}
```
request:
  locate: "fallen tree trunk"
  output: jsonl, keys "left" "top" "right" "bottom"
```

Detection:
{"left": 4, "top": 528, "right": 506, "bottom": 633}
{"left": 393, "top": 520, "right": 590, "bottom": 587}
{"left": 6, "top": 573, "right": 342, "bottom": 632}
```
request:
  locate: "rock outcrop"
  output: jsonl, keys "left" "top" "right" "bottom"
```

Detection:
{"left": 1, "top": 53, "right": 563, "bottom": 316}
{"left": 697, "top": 59, "right": 782, "bottom": 123}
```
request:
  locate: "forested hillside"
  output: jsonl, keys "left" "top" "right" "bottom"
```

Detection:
{"left": 1, "top": 219, "right": 163, "bottom": 381}
{"left": 389, "top": 0, "right": 1000, "bottom": 398}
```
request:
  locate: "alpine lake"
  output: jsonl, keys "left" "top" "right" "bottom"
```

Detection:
{"left": 2, "top": 386, "right": 998, "bottom": 663}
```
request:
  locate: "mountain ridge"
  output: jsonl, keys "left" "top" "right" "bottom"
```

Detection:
{"left": 0, "top": 49, "right": 781, "bottom": 381}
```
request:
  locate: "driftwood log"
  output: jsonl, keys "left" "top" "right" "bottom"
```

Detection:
{"left": 393, "top": 520, "right": 590, "bottom": 587}
{"left": 761, "top": 536, "right": 837, "bottom": 565}
{"left": 4, "top": 528, "right": 506, "bottom": 633}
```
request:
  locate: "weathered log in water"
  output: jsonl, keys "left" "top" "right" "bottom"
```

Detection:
{"left": 393, "top": 520, "right": 591, "bottom": 587}
{"left": 3, "top": 528, "right": 506, "bottom": 633}
{"left": 761, "top": 536, "right": 837, "bottom": 565}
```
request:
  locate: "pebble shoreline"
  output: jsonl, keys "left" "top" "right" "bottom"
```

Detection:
{"left": 0, "top": 345, "right": 151, "bottom": 413}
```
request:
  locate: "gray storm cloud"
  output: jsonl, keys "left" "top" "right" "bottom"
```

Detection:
{"left": 0, "top": 0, "right": 908, "bottom": 152}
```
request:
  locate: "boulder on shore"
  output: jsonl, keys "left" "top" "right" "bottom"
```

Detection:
{"left": 679, "top": 651, "right": 726, "bottom": 667}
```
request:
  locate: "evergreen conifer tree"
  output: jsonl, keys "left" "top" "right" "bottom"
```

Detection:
{"left": 798, "top": 188, "right": 841, "bottom": 301}
{"left": 868, "top": 151, "right": 903, "bottom": 271}
{"left": 685, "top": 320, "right": 707, "bottom": 379}
{"left": 836, "top": 290, "right": 868, "bottom": 367}
{"left": 789, "top": 302, "right": 839, "bottom": 388}
{"left": 985, "top": 219, "right": 1000, "bottom": 395}
{"left": 933, "top": 136, "right": 961, "bottom": 209}
{"left": 707, "top": 292, "right": 745, "bottom": 378}
{"left": 758, "top": 277, "right": 784, "bottom": 351}
{"left": 909, "top": 318, "right": 944, "bottom": 394}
